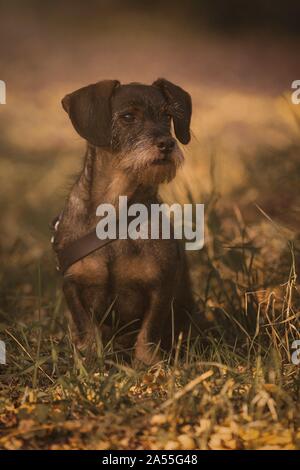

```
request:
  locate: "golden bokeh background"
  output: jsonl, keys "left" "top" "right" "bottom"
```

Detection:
{"left": 1, "top": 0, "right": 300, "bottom": 277}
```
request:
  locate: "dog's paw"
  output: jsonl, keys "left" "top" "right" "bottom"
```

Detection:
{"left": 134, "top": 345, "right": 162, "bottom": 367}
{"left": 72, "top": 333, "right": 88, "bottom": 351}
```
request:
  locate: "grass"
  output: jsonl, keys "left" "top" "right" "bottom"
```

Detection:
{"left": 0, "top": 180, "right": 299, "bottom": 449}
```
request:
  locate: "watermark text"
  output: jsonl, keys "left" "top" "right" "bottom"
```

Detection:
{"left": 0, "top": 80, "right": 6, "bottom": 104}
{"left": 96, "top": 196, "right": 204, "bottom": 251}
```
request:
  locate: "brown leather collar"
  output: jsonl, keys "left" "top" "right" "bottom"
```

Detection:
{"left": 56, "top": 230, "right": 115, "bottom": 274}
{"left": 51, "top": 214, "right": 135, "bottom": 275}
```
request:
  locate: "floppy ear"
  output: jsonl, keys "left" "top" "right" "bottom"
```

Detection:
{"left": 62, "top": 80, "right": 120, "bottom": 147}
{"left": 152, "top": 78, "right": 192, "bottom": 145}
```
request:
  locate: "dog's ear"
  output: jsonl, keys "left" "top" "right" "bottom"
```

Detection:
{"left": 62, "top": 80, "right": 120, "bottom": 147}
{"left": 152, "top": 78, "right": 192, "bottom": 145}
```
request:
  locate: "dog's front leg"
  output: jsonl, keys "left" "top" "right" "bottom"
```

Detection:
{"left": 134, "top": 289, "right": 172, "bottom": 366}
{"left": 63, "top": 280, "right": 110, "bottom": 351}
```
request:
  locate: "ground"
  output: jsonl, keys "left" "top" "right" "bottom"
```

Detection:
{"left": 1, "top": 183, "right": 299, "bottom": 449}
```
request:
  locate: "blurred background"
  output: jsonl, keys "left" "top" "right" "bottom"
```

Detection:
{"left": 0, "top": 0, "right": 300, "bottom": 299}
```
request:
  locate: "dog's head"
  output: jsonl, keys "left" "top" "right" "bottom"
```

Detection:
{"left": 62, "top": 79, "right": 192, "bottom": 185}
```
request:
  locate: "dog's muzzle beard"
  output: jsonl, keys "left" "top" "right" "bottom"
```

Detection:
{"left": 112, "top": 136, "right": 184, "bottom": 185}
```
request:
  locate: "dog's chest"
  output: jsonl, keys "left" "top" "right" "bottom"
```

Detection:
{"left": 110, "top": 238, "right": 178, "bottom": 289}
{"left": 65, "top": 238, "right": 170, "bottom": 286}
{"left": 112, "top": 253, "right": 160, "bottom": 288}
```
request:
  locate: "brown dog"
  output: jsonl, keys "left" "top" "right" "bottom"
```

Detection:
{"left": 52, "top": 79, "right": 195, "bottom": 365}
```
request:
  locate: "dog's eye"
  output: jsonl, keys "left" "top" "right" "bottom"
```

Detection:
{"left": 121, "top": 113, "right": 135, "bottom": 123}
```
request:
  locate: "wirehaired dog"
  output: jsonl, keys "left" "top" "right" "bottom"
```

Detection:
{"left": 52, "top": 79, "right": 195, "bottom": 365}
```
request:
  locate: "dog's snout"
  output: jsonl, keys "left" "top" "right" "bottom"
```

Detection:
{"left": 157, "top": 137, "right": 175, "bottom": 154}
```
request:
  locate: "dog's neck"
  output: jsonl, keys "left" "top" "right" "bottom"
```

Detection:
{"left": 77, "top": 145, "right": 159, "bottom": 214}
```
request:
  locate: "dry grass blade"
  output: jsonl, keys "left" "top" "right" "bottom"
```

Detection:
{"left": 4, "top": 329, "right": 54, "bottom": 384}
{"left": 161, "top": 370, "right": 214, "bottom": 410}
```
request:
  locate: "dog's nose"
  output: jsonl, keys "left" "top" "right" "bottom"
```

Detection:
{"left": 157, "top": 138, "right": 175, "bottom": 155}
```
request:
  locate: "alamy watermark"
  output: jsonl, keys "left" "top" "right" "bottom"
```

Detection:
{"left": 0, "top": 81, "right": 6, "bottom": 362}
{"left": 96, "top": 196, "right": 204, "bottom": 251}
{"left": 291, "top": 80, "right": 300, "bottom": 105}
{"left": 291, "top": 340, "right": 300, "bottom": 365}
{"left": 0, "top": 80, "right": 6, "bottom": 104}
{"left": 0, "top": 340, "right": 6, "bottom": 365}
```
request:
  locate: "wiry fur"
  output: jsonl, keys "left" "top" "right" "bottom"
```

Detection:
{"left": 53, "top": 79, "right": 196, "bottom": 365}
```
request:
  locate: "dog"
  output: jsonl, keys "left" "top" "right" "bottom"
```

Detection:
{"left": 52, "top": 78, "right": 195, "bottom": 365}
